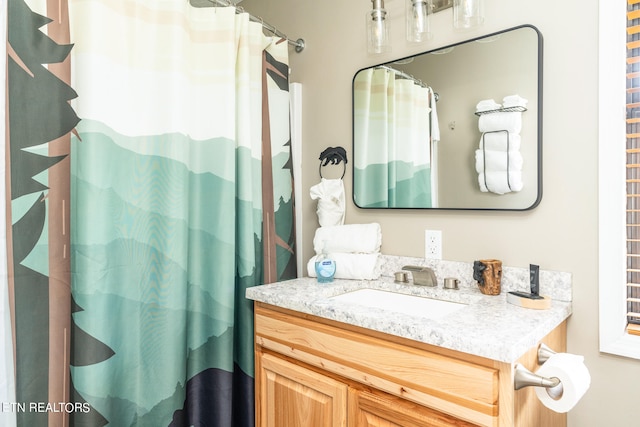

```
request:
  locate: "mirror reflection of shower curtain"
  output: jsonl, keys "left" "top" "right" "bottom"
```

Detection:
{"left": 354, "top": 68, "right": 433, "bottom": 208}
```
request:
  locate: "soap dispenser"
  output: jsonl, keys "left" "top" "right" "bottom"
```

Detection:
{"left": 315, "top": 241, "right": 336, "bottom": 283}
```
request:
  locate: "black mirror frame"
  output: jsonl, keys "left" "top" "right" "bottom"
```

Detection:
{"left": 351, "top": 24, "right": 543, "bottom": 211}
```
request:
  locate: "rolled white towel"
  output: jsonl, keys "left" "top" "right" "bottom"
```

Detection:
{"left": 307, "top": 252, "right": 382, "bottom": 280}
{"left": 475, "top": 99, "right": 501, "bottom": 113}
{"left": 478, "top": 112, "right": 522, "bottom": 133}
{"left": 313, "top": 223, "right": 382, "bottom": 255}
{"left": 475, "top": 149, "right": 523, "bottom": 173}
{"left": 502, "top": 94, "right": 528, "bottom": 109}
{"left": 479, "top": 132, "right": 521, "bottom": 152}
{"left": 478, "top": 171, "right": 524, "bottom": 194}
{"left": 310, "top": 178, "right": 345, "bottom": 227}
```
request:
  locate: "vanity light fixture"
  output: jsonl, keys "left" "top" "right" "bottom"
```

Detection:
{"left": 367, "top": 0, "right": 391, "bottom": 54}
{"left": 453, "top": 0, "right": 484, "bottom": 30}
{"left": 365, "top": 0, "right": 484, "bottom": 53}
{"left": 406, "top": 0, "right": 432, "bottom": 42}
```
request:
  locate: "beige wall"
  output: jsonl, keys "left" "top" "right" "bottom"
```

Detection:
{"left": 242, "top": 0, "right": 638, "bottom": 425}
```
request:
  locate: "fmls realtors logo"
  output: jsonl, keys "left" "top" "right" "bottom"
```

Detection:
{"left": 1, "top": 402, "right": 92, "bottom": 413}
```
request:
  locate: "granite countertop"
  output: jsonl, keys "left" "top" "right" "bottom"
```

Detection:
{"left": 246, "top": 268, "right": 572, "bottom": 363}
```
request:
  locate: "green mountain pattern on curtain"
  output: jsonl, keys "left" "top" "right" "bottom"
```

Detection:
{"left": 354, "top": 162, "right": 432, "bottom": 208}
{"left": 69, "top": 33, "right": 295, "bottom": 427}
{"left": 70, "top": 120, "right": 249, "bottom": 426}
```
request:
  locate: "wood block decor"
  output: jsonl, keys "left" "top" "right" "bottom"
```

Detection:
{"left": 473, "top": 259, "right": 503, "bottom": 295}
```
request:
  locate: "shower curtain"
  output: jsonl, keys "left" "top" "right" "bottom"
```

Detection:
{"left": 353, "top": 68, "right": 433, "bottom": 208}
{"left": 4, "top": 0, "right": 296, "bottom": 426}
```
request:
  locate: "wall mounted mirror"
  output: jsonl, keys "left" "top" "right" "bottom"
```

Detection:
{"left": 352, "top": 25, "right": 542, "bottom": 210}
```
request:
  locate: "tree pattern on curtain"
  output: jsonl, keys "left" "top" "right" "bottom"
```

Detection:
{"left": 5, "top": 1, "right": 296, "bottom": 426}
{"left": 262, "top": 47, "right": 297, "bottom": 285}
{"left": 7, "top": 0, "right": 88, "bottom": 425}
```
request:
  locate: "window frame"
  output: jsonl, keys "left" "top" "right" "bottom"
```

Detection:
{"left": 599, "top": 0, "right": 640, "bottom": 359}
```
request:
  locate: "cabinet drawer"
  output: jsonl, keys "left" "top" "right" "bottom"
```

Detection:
{"left": 255, "top": 305, "right": 499, "bottom": 426}
{"left": 349, "top": 386, "right": 480, "bottom": 427}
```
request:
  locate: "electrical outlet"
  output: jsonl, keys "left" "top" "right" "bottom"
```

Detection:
{"left": 425, "top": 230, "right": 442, "bottom": 260}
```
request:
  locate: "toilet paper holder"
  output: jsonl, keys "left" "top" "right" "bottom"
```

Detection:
{"left": 513, "top": 343, "right": 563, "bottom": 397}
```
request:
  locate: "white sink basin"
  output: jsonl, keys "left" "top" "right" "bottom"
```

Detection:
{"left": 329, "top": 288, "right": 467, "bottom": 320}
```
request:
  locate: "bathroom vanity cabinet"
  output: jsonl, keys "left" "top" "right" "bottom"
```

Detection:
{"left": 254, "top": 303, "right": 567, "bottom": 427}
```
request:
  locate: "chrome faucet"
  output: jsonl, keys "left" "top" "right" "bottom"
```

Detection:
{"left": 402, "top": 265, "right": 437, "bottom": 287}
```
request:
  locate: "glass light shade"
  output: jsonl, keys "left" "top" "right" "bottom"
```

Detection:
{"left": 406, "top": 0, "right": 431, "bottom": 42}
{"left": 453, "top": 0, "right": 484, "bottom": 30}
{"left": 367, "top": 7, "right": 390, "bottom": 54}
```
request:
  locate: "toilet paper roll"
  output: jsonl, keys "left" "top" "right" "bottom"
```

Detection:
{"left": 534, "top": 353, "right": 591, "bottom": 413}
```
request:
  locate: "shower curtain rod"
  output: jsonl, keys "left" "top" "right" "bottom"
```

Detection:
{"left": 207, "top": 0, "right": 305, "bottom": 52}
{"left": 377, "top": 65, "right": 439, "bottom": 101}
{"left": 378, "top": 65, "right": 426, "bottom": 88}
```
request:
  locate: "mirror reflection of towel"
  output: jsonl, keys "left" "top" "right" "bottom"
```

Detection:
{"left": 478, "top": 172, "right": 523, "bottom": 194}
{"left": 475, "top": 150, "right": 523, "bottom": 173}
{"left": 478, "top": 112, "right": 522, "bottom": 133}
{"left": 479, "top": 133, "right": 521, "bottom": 151}
{"left": 310, "top": 178, "right": 345, "bottom": 227}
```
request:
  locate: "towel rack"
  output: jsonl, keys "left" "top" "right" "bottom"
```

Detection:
{"left": 475, "top": 106, "right": 527, "bottom": 116}
{"left": 319, "top": 146, "right": 347, "bottom": 179}
{"left": 480, "top": 130, "right": 513, "bottom": 193}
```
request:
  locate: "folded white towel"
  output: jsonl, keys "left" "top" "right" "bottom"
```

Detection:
{"left": 478, "top": 171, "right": 524, "bottom": 194}
{"left": 310, "top": 178, "right": 345, "bottom": 227}
{"left": 475, "top": 99, "right": 502, "bottom": 113}
{"left": 502, "top": 94, "right": 528, "bottom": 109}
{"left": 478, "top": 112, "right": 522, "bottom": 133}
{"left": 313, "top": 223, "right": 382, "bottom": 255}
{"left": 475, "top": 149, "right": 523, "bottom": 173}
{"left": 307, "top": 252, "right": 382, "bottom": 280}
{"left": 479, "top": 132, "right": 521, "bottom": 151}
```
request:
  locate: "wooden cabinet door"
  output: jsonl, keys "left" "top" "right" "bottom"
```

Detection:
{"left": 348, "top": 387, "right": 478, "bottom": 427}
{"left": 259, "top": 353, "right": 348, "bottom": 427}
